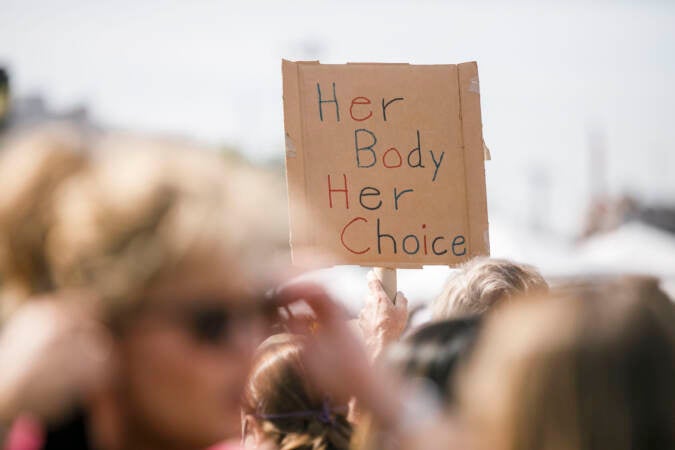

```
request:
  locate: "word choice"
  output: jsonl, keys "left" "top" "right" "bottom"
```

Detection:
{"left": 339, "top": 217, "right": 467, "bottom": 257}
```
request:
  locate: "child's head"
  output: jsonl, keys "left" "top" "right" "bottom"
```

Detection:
{"left": 243, "top": 333, "right": 352, "bottom": 450}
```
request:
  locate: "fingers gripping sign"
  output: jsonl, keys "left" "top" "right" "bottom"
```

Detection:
{"left": 359, "top": 270, "right": 409, "bottom": 360}
{"left": 373, "top": 267, "right": 397, "bottom": 303}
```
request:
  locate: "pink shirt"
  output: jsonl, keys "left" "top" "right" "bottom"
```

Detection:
{"left": 4, "top": 415, "right": 44, "bottom": 450}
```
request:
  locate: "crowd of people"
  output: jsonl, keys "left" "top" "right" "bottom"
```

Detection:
{"left": 0, "top": 126, "right": 673, "bottom": 450}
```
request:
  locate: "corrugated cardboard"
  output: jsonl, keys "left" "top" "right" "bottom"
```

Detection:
{"left": 282, "top": 60, "right": 489, "bottom": 267}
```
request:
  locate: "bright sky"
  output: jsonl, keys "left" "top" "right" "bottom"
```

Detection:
{"left": 2, "top": 0, "right": 674, "bottom": 235}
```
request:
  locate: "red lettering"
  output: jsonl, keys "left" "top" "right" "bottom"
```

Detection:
{"left": 349, "top": 96, "right": 373, "bottom": 122}
{"left": 340, "top": 217, "right": 370, "bottom": 255}
{"left": 327, "top": 174, "right": 349, "bottom": 209}
{"left": 422, "top": 224, "right": 428, "bottom": 255}
{"left": 382, "top": 147, "right": 403, "bottom": 168}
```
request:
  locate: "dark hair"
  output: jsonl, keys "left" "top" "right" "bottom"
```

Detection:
{"left": 388, "top": 316, "right": 482, "bottom": 405}
{"left": 243, "top": 334, "right": 352, "bottom": 450}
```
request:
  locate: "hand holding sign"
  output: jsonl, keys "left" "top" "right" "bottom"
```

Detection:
{"left": 358, "top": 270, "right": 409, "bottom": 361}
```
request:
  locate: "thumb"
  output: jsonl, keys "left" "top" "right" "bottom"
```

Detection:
{"left": 394, "top": 291, "right": 408, "bottom": 309}
{"left": 366, "top": 270, "right": 389, "bottom": 300}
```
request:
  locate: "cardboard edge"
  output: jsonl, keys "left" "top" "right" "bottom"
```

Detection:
{"left": 346, "top": 62, "right": 411, "bottom": 65}
{"left": 457, "top": 62, "right": 490, "bottom": 257}
{"left": 290, "top": 242, "right": 474, "bottom": 269}
{"left": 282, "top": 60, "right": 311, "bottom": 263}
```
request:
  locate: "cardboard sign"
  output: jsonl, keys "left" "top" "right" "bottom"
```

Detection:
{"left": 282, "top": 60, "right": 489, "bottom": 267}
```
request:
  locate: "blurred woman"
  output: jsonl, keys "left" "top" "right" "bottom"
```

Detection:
{"left": 242, "top": 333, "right": 352, "bottom": 450}
{"left": 0, "top": 128, "right": 100, "bottom": 445}
{"left": 460, "top": 277, "right": 675, "bottom": 450}
{"left": 0, "top": 128, "right": 285, "bottom": 450}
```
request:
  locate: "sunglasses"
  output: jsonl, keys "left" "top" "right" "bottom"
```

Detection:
{"left": 132, "top": 286, "right": 324, "bottom": 346}
{"left": 148, "top": 297, "right": 280, "bottom": 346}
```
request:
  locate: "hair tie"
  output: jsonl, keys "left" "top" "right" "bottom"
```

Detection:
{"left": 316, "top": 398, "right": 333, "bottom": 425}
{"left": 255, "top": 398, "right": 347, "bottom": 428}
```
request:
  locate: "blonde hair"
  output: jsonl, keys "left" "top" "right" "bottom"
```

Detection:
{"left": 47, "top": 137, "right": 280, "bottom": 319}
{"left": 0, "top": 127, "right": 286, "bottom": 322}
{"left": 432, "top": 257, "right": 548, "bottom": 319}
{"left": 0, "top": 127, "right": 89, "bottom": 319}
{"left": 243, "top": 334, "right": 353, "bottom": 450}
{"left": 460, "top": 277, "right": 675, "bottom": 450}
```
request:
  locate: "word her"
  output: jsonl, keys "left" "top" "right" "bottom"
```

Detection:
{"left": 327, "top": 174, "right": 413, "bottom": 211}
{"left": 316, "top": 82, "right": 404, "bottom": 123}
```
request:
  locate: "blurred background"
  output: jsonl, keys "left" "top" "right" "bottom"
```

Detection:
{"left": 1, "top": 0, "right": 674, "bottom": 311}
